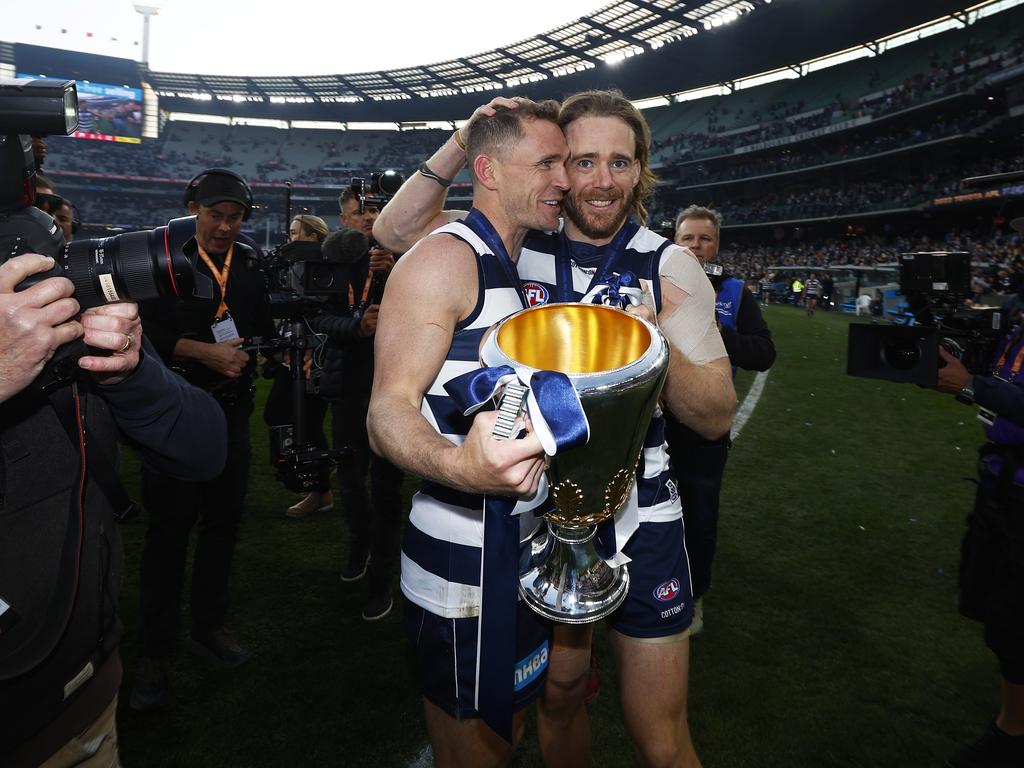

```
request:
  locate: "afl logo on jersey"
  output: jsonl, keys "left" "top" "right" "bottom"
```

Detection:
{"left": 523, "top": 282, "right": 549, "bottom": 307}
{"left": 653, "top": 578, "right": 680, "bottom": 602}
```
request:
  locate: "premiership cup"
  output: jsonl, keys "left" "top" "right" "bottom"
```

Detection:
{"left": 480, "top": 302, "right": 670, "bottom": 623}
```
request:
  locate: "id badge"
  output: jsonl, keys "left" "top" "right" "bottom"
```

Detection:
{"left": 211, "top": 314, "right": 240, "bottom": 344}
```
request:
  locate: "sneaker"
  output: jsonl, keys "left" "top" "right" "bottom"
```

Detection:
{"left": 361, "top": 590, "right": 394, "bottom": 622}
{"left": 129, "top": 656, "right": 172, "bottom": 712}
{"left": 947, "top": 721, "right": 1024, "bottom": 768}
{"left": 286, "top": 491, "right": 333, "bottom": 518}
{"left": 340, "top": 552, "right": 370, "bottom": 582}
{"left": 185, "top": 628, "right": 250, "bottom": 669}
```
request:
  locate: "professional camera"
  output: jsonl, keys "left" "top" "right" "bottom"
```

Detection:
{"left": 350, "top": 170, "right": 403, "bottom": 213}
{"left": 847, "top": 251, "right": 1003, "bottom": 386}
{"left": 0, "top": 78, "right": 213, "bottom": 390}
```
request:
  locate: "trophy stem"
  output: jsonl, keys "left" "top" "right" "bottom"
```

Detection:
{"left": 518, "top": 521, "right": 630, "bottom": 624}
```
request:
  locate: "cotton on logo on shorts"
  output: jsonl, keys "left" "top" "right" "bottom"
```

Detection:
{"left": 523, "top": 283, "right": 549, "bottom": 306}
{"left": 653, "top": 578, "right": 680, "bottom": 602}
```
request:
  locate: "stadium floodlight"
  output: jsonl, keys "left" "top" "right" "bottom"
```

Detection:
{"left": 133, "top": 3, "right": 162, "bottom": 65}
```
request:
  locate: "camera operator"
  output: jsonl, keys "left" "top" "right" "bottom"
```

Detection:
{"left": 937, "top": 221, "right": 1024, "bottom": 768}
{"left": 0, "top": 250, "right": 228, "bottom": 767}
{"left": 130, "top": 168, "right": 274, "bottom": 711}
{"left": 314, "top": 186, "right": 404, "bottom": 621}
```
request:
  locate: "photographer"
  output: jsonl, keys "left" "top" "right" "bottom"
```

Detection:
{"left": 314, "top": 186, "right": 404, "bottom": 622}
{"left": 0, "top": 251, "right": 228, "bottom": 767}
{"left": 130, "top": 169, "right": 274, "bottom": 711}
{"left": 937, "top": 225, "right": 1024, "bottom": 768}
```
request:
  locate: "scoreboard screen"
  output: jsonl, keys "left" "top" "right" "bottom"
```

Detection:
{"left": 18, "top": 74, "right": 143, "bottom": 144}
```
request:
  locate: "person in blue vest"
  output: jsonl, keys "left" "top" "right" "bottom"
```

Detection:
{"left": 664, "top": 205, "right": 776, "bottom": 629}
{"left": 937, "top": 219, "right": 1024, "bottom": 768}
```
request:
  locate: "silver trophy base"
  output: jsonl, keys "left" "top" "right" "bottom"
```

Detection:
{"left": 519, "top": 522, "right": 630, "bottom": 624}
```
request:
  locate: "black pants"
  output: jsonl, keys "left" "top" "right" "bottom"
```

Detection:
{"left": 263, "top": 368, "right": 331, "bottom": 492}
{"left": 664, "top": 418, "right": 730, "bottom": 601}
{"left": 331, "top": 391, "right": 404, "bottom": 591}
{"left": 137, "top": 400, "right": 252, "bottom": 658}
{"left": 960, "top": 446, "right": 1024, "bottom": 683}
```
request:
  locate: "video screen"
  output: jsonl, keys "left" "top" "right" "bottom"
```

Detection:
{"left": 18, "top": 74, "right": 143, "bottom": 144}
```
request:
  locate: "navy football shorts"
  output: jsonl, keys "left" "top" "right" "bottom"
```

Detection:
{"left": 608, "top": 518, "right": 695, "bottom": 639}
{"left": 403, "top": 597, "right": 553, "bottom": 719}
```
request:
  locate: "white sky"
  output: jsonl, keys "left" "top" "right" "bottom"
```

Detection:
{"left": 7, "top": 0, "right": 609, "bottom": 77}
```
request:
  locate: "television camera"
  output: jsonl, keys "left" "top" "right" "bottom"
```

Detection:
{"left": 0, "top": 78, "right": 213, "bottom": 391}
{"left": 846, "top": 251, "right": 1003, "bottom": 386}
{"left": 246, "top": 170, "right": 402, "bottom": 492}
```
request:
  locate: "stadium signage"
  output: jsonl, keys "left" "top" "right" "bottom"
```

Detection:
{"left": 733, "top": 116, "right": 872, "bottom": 155}
{"left": 932, "top": 189, "right": 1002, "bottom": 206}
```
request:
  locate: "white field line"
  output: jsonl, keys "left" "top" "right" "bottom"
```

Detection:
{"left": 732, "top": 370, "right": 768, "bottom": 441}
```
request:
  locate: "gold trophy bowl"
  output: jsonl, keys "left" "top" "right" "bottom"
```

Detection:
{"left": 480, "top": 303, "right": 669, "bottom": 623}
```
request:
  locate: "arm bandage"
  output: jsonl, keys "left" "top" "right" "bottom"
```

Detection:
{"left": 657, "top": 247, "right": 727, "bottom": 365}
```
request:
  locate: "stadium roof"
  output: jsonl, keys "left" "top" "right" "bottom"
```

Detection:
{"left": 3, "top": 0, "right": 998, "bottom": 122}
{"left": 144, "top": 0, "right": 766, "bottom": 103}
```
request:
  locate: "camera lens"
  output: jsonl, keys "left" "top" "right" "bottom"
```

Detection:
{"left": 59, "top": 216, "right": 211, "bottom": 309}
{"left": 306, "top": 262, "right": 339, "bottom": 291}
{"left": 881, "top": 339, "right": 921, "bottom": 370}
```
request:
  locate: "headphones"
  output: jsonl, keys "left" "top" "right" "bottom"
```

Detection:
{"left": 182, "top": 168, "right": 254, "bottom": 221}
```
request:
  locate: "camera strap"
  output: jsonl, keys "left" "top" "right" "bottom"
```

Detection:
{"left": 198, "top": 243, "right": 234, "bottom": 320}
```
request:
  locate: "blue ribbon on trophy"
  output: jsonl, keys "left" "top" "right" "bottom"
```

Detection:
{"left": 581, "top": 270, "right": 644, "bottom": 309}
{"left": 444, "top": 364, "right": 589, "bottom": 743}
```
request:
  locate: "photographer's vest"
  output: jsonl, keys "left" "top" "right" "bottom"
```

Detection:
{"left": 984, "top": 306, "right": 1024, "bottom": 449}
{"left": 715, "top": 276, "right": 743, "bottom": 379}
{"left": 401, "top": 217, "right": 545, "bottom": 618}
{"left": 0, "top": 388, "right": 124, "bottom": 759}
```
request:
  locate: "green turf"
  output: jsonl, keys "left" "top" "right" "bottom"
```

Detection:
{"left": 114, "top": 305, "right": 996, "bottom": 766}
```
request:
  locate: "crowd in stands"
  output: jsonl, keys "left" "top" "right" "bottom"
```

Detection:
{"left": 675, "top": 108, "right": 995, "bottom": 185}
{"left": 44, "top": 127, "right": 448, "bottom": 188}
{"left": 652, "top": 31, "right": 1024, "bottom": 164}
{"left": 714, "top": 228, "right": 1023, "bottom": 282}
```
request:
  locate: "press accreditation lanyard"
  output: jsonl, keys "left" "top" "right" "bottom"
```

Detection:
{"left": 994, "top": 301, "right": 1024, "bottom": 378}
{"left": 198, "top": 243, "right": 234, "bottom": 320}
{"left": 348, "top": 268, "right": 372, "bottom": 307}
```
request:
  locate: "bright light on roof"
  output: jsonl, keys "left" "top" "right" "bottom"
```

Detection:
{"left": 167, "top": 111, "right": 229, "bottom": 125}
{"left": 632, "top": 96, "right": 671, "bottom": 110}
{"left": 291, "top": 120, "right": 346, "bottom": 130}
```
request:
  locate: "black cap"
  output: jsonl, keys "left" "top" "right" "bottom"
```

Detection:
{"left": 1011, "top": 217, "right": 1024, "bottom": 234}
{"left": 195, "top": 172, "right": 250, "bottom": 210}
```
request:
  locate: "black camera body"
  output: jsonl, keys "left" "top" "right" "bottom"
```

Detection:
{"left": 0, "top": 79, "right": 213, "bottom": 391}
{"left": 254, "top": 238, "right": 349, "bottom": 321}
{"left": 847, "top": 251, "right": 1004, "bottom": 386}
{"left": 350, "top": 171, "right": 403, "bottom": 213}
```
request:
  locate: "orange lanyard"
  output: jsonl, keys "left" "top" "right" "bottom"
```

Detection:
{"left": 198, "top": 243, "right": 233, "bottom": 320}
{"left": 348, "top": 269, "right": 372, "bottom": 306}
{"left": 997, "top": 326, "right": 1024, "bottom": 378}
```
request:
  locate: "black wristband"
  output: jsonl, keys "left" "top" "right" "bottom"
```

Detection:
{"left": 418, "top": 162, "right": 452, "bottom": 188}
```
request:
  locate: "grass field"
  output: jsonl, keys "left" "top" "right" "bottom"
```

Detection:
{"left": 114, "top": 305, "right": 997, "bottom": 767}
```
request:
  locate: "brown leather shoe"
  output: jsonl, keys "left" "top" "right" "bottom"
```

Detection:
{"left": 286, "top": 491, "right": 333, "bottom": 518}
